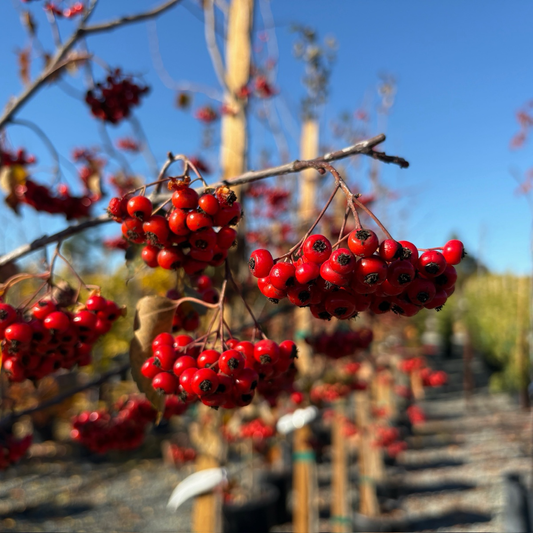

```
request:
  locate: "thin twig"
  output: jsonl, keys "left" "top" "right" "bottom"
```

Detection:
{"left": 203, "top": 0, "right": 228, "bottom": 93}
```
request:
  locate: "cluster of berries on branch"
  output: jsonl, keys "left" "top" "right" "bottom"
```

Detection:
{"left": 108, "top": 179, "right": 241, "bottom": 277}
{"left": 249, "top": 229, "right": 465, "bottom": 320}
{"left": 306, "top": 327, "right": 373, "bottom": 359}
{"left": 1, "top": 293, "right": 123, "bottom": 383}
{"left": 399, "top": 357, "right": 448, "bottom": 388}
{"left": 44, "top": 2, "right": 84, "bottom": 18}
{"left": 85, "top": 69, "right": 149, "bottom": 124}
{"left": 141, "top": 333, "right": 298, "bottom": 410}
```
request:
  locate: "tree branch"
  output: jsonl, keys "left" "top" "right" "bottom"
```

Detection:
{"left": 0, "top": 134, "right": 408, "bottom": 268}
{"left": 0, "top": 0, "right": 181, "bottom": 131}
{"left": 0, "top": 362, "right": 130, "bottom": 430}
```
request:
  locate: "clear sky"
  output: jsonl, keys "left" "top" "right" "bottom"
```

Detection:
{"left": 1, "top": 0, "right": 532, "bottom": 274}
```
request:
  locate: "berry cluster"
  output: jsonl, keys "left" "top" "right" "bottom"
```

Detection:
{"left": 85, "top": 70, "right": 149, "bottom": 124}
{"left": 0, "top": 147, "right": 35, "bottom": 167}
{"left": 141, "top": 334, "right": 298, "bottom": 410}
{"left": 240, "top": 418, "right": 275, "bottom": 441}
{"left": 420, "top": 368, "right": 448, "bottom": 388}
{"left": 1, "top": 294, "right": 123, "bottom": 382}
{"left": 169, "top": 444, "right": 196, "bottom": 465}
{"left": 44, "top": 2, "right": 84, "bottom": 17}
{"left": 194, "top": 106, "right": 218, "bottom": 123}
{"left": 0, "top": 433, "right": 32, "bottom": 470}
{"left": 71, "top": 396, "right": 157, "bottom": 454}
{"left": 249, "top": 234, "right": 465, "bottom": 319}
{"left": 406, "top": 405, "right": 426, "bottom": 425}
{"left": 374, "top": 426, "right": 407, "bottom": 458}
{"left": 108, "top": 183, "right": 241, "bottom": 277}
{"left": 306, "top": 327, "right": 373, "bottom": 359}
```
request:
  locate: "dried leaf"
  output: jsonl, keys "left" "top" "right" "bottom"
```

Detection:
{"left": 129, "top": 296, "right": 176, "bottom": 419}
{"left": 21, "top": 11, "right": 36, "bottom": 36}
{"left": 0, "top": 165, "right": 27, "bottom": 215}
{"left": 17, "top": 48, "right": 31, "bottom": 85}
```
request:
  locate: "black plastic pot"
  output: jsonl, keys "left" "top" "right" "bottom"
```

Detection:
{"left": 259, "top": 470, "right": 292, "bottom": 524}
{"left": 223, "top": 483, "right": 279, "bottom": 533}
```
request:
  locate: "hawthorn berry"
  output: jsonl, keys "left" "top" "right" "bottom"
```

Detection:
{"left": 219, "top": 349, "right": 245, "bottom": 377}
{"left": 302, "top": 234, "right": 332, "bottom": 264}
{"left": 249, "top": 249, "right": 274, "bottom": 278}
{"left": 143, "top": 215, "right": 170, "bottom": 246}
{"left": 442, "top": 239, "right": 465, "bottom": 265}
{"left": 348, "top": 229, "right": 379, "bottom": 257}
{"left": 191, "top": 368, "right": 219, "bottom": 396}
{"left": 127, "top": 196, "right": 153, "bottom": 221}
{"left": 269, "top": 262, "right": 296, "bottom": 290}
{"left": 172, "top": 188, "right": 199, "bottom": 210}
{"left": 418, "top": 250, "right": 447, "bottom": 277}
{"left": 379, "top": 239, "right": 403, "bottom": 262}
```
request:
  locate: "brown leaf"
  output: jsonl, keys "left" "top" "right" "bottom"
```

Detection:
{"left": 129, "top": 296, "right": 176, "bottom": 420}
{"left": 17, "top": 48, "right": 31, "bottom": 85}
{"left": 21, "top": 11, "right": 36, "bottom": 36}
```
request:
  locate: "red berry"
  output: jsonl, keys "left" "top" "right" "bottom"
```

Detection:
{"left": 398, "top": 240, "right": 419, "bottom": 266}
{"left": 329, "top": 248, "right": 356, "bottom": 275}
{"left": 121, "top": 218, "right": 145, "bottom": 244}
{"left": 196, "top": 274, "right": 213, "bottom": 291}
{"left": 197, "top": 349, "right": 221, "bottom": 369}
{"left": 152, "top": 332, "right": 174, "bottom": 350}
{"left": 295, "top": 262, "right": 320, "bottom": 284}
{"left": 172, "top": 188, "right": 199, "bottom": 210}
{"left": 379, "top": 239, "right": 403, "bottom": 262}
{"left": 152, "top": 372, "right": 179, "bottom": 394}
{"left": 320, "top": 261, "right": 351, "bottom": 287}
{"left": 189, "top": 227, "right": 217, "bottom": 251}
{"left": 287, "top": 285, "right": 313, "bottom": 306}
{"left": 186, "top": 211, "right": 213, "bottom": 232}
{"left": 168, "top": 209, "right": 191, "bottom": 236}
{"left": 72, "top": 310, "right": 98, "bottom": 331}
{"left": 269, "top": 262, "right": 296, "bottom": 291}
{"left": 254, "top": 340, "right": 280, "bottom": 365}
{"left": 218, "top": 349, "right": 245, "bottom": 377}
{"left": 154, "top": 345, "right": 177, "bottom": 371}
{"left": 127, "top": 196, "right": 153, "bottom": 221}
{"left": 173, "top": 355, "right": 197, "bottom": 377}
{"left": 234, "top": 367, "right": 259, "bottom": 394}
{"left": 302, "top": 235, "right": 332, "bottom": 264}
{"left": 179, "top": 367, "right": 198, "bottom": 394}
{"left": 434, "top": 264, "right": 457, "bottom": 291}
{"left": 249, "top": 249, "right": 274, "bottom": 278}
{"left": 141, "top": 244, "right": 160, "bottom": 268}
{"left": 141, "top": 357, "right": 161, "bottom": 379}
{"left": 30, "top": 300, "right": 56, "bottom": 321}
{"left": 324, "top": 290, "right": 357, "bottom": 319}
{"left": 418, "top": 250, "right": 447, "bottom": 277}
{"left": 43, "top": 311, "right": 71, "bottom": 333}
{"left": 157, "top": 247, "right": 184, "bottom": 270}
{"left": 387, "top": 260, "right": 415, "bottom": 288}
{"left": 213, "top": 202, "right": 241, "bottom": 227}
{"left": 191, "top": 368, "right": 219, "bottom": 396}
{"left": 86, "top": 295, "right": 107, "bottom": 312}
{"left": 348, "top": 229, "right": 379, "bottom": 257}
{"left": 442, "top": 240, "right": 465, "bottom": 265}
{"left": 354, "top": 256, "right": 388, "bottom": 286}
{"left": 279, "top": 340, "right": 298, "bottom": 360}
{"left": 259, "top": 282, "right": 286, "bottom": 302}
{"left": 424, "top": 289, "right": 448, "bottom": 310}
{"left": 198, "top": 193, "right": 219, "bottom": 215}
{"left": 216, "top": 226, "right": 237, "bottom": 249}
{"left": 143, "top": 215, "right": 169, "bottom": 246}
{"left": 5, "top": 322, "right": 33, "bottom": 345}
{"left": 407, "top": 278, "right": 436, "bottom": 305}
{"left": 183, "top": 257, "right": 208, "bottom": 276}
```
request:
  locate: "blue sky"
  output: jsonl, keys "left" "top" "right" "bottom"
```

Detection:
{"left": 1, "top": 0, "right": 532, "bottom": 274}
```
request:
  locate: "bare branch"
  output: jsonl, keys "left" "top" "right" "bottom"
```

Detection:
{"left": 0, "top": 135, "right": 408, "bottom": 268}
{"left": 0, "top": 362, "right": 130, "bottom": 430}
{"left": 0, "top": 0, "right": 181, "bottom": 131}
{"left": 204, "top": 0, "right": 229, "bottom": 92}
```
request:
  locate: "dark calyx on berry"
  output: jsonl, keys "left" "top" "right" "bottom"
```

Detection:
{"left": 364, "top": 273, "right": 379, "bottom": 285}
{"left": 260, "top": 355, "right": 272, "bottom": 364}
{"left": 228, "top": 357, "right": 240, "bottom": 369}
{"left": 391, "top": 304, "right": 404, "bottom": 315}
{"left": 356, "top": 229, "right": 372, "bottom": 242}
{"left": 424, "top": 262, "right": 441, "bottom": 275}
{"left": 194, "top": 239, "right": 209, "bottom": 249}
{"left": 337, "top": 253, "right": 352, "bottom": 266}
{"left": 318, "top": 311, "right": 332, "bottom": 320}
{"left": 334, "top": 307, "right": 348, "bottom": 316}
{"left": 400, "top": 247, "right": 412, "bottom": 260}
{"left": 398, "top": 273, "right": 412, "bottom": 285}
{"left": 435, "top": 304, "right": 445, "bottom": 312}
{"left": 313, "top": 240, "right": 328, "bottom": 253}
{"left": 200, "top": 380, "right": 213, "bottom": 393}
{"left": 298, "top": 291, "right": 310, "bottom": 303}
{"left": 268, "top": 298, "right": 279, "bottom": 304}
{"left": 378, "top": 301, "right": 391, "bottom": 312}
{"left": 416, "top": 291, "right": 430, "bottom": 303}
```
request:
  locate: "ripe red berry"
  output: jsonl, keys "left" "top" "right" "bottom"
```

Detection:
{"left": 407, "top": 278, "right": 436, "bottom": 305}
{"left": 434, "top": 264, "right": 457, "bottom": 291}
{"left": 249, "top": 249, "right": 274, "bottom": 278}
{"left": 141, "top": 245, "right": 160, "bottom": 268}
{"left": 295, "top": 262, "right": 320, "bottom": 284}
{"left": 269, "top": 262, "right": 296, "bottom": 290}
{"left": 43, "top": 311, "right": 71, "bottom": 333}
{"left": 279, "top": 340, "right": 298, "bottom": 360}
{"left": 152, "top": 372, "right": 179, "bottom": 394}
{"left": 324, "top": 290, "right": 357, "bottom": 319}
{"left": 387, "top": 260, "right": 415, "bottom": 288}
{"left": 379, "top": 239, "right": 403, "bottom": 262}
{"left": 424, "top": 289, "right": 448, "bottom": 310}
{"left": 195, "top": 274, "right": 213, "bottom": 291}
{"left": 418, "top": 250, "right": 447, "bottom": 277}
{"left": 4, "top": 322, "right": 33, "bottom": 345}
{"left": 398, "top": 240, "right": 419, "bottom": 266}
{"left": 186, "top": 211, "right": 213, "bottom": 232}
{"left": 287, "top": 285, "right": 313, "bottom": 306}
{"left": 216, "top": 226, "right": 237, "bottom": 249}
{"left": 254, "top": 340, "right": 280, "bottom": 365}
{"left": 143, "top": 215, "right": 169, "bottom": 246}
{"left": 172, "top": 187, "right": 199, "bottom": 210}
{"left": 141, "top": 357, "right": 161, "bottom": 379}
{"left": 189, "top": 227, "right": 217, "bottom": 250}
{"left": 191, "top": 368, "right": 219, "bottom": 396}
{"left": 127, "top": 196, "right": 153, "bottom": 221}
{"left": 197, "top": 349, "right": 221, "bottom": 368}
{"left": 179, "top": 367, "right": 198, "bottom": 394}
{"left": 442, "top": 239, "right": 465, "bottom": 265}
{"left": 157, "top": 248, "right": 184, "bottom": 270}
{"left": 168, "top": 209, "right": 190, "bottom": 236}
{"left": 219, "top": 349, "right": 245, "bottom": 377}
{"left": 121, "top": 217, "right": 145, "bottom": 244}
{"left": 354, "top": 256, "right": 388, "bottom": 286}
{"left": 213, "top": 202, "right": 241, "bottom": 227}
{"left": 86, "top": 295, "right": 107, "bottom": 312}
{"left": 173, "top": 355, "right": 197, "bottom": 377}
{"left": 348, "top": 229, "right": 379, "bottom": 257}
{"left": 329, "top": 248, "right": 356, "bottom": 275}
{"left": 259, "top": 282, "right": 286, "bottom": 302}
{"left": 320, "top": 261, "right": 351, "bottom": 287}
{"left": 153, "top": 332, "right": 174, "bottom": 350}
{"left": 31, "top": 300, "right": 56, "bottom": 321}
{"left": 198, "top": 194, "right": 219, "bottom": 215}
{"left": 154, "top": 345, "right": 177, "bottom": 371}
{"left": 73, "top": 310, "right": 98, "bottom": 331}
{"left": 302, "top": 235, "right": 332, "bottom": 264}
{"left": 107, "top": 196, "right": 129, "bottom": 221}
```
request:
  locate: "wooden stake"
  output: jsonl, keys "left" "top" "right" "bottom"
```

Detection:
{"left": 294, "top": 118, "right": 319, "bottom": 375}
{"left": 331, "top": 401, "right": 349, "bottom": 533}
{"left": 293, "top": 424, "right": 317, "bottom": 533}
{"left": 192, "top": 454, "right": 221, "bottom": 533}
